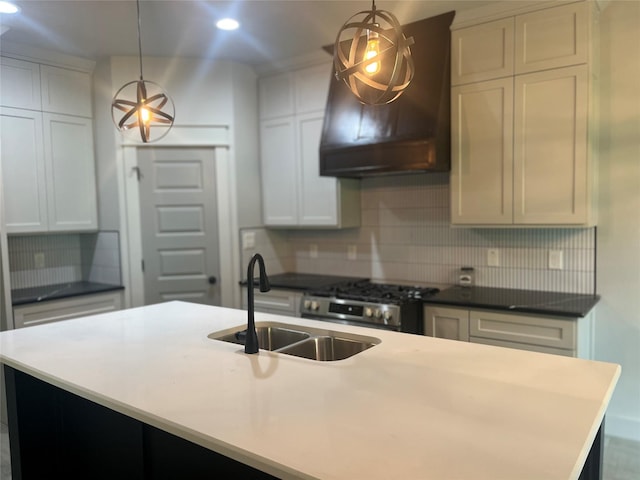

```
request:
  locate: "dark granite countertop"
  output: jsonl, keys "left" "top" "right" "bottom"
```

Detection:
{"left": 240, "top": 273, "right": 367, "bottom": 291}
{"left": 424, "top": 286, "right": 599, "bottom": 318}
{"left": 12, "top": 282, "right": 125, "bottom": 306}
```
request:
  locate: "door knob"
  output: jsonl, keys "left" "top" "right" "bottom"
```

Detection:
{"left": 208, "top": 276, "right": 217, "bottom": 285}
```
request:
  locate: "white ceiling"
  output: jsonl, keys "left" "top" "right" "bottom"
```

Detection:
{"left": 0, "top": 0, "right": 497, "bottom": 67}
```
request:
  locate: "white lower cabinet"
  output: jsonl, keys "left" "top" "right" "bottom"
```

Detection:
{"left": 13, "top": 291, "right": 123, "bottom": 329}
{"left": 424, "top": 305, "right": 592, "bottom": 358}
{"left": 424, "top": 306, "right": 470, "bottom": 341}
{"left": 241, "top": 288, "right": 302, "bottom": 318}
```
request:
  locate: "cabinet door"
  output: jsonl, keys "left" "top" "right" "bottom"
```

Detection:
{"left": 513, "top": 65, "right": 589, "bottom": 225}
{"left": 0, "top": 107, "right": 48, "bottom": 233}
{"left": 515, "top": 2, "right": 588, "bottom": 74}
{"left": 297, "top": 111, "right": 339, "bottom": 226}
{"left": 43, "top": 113, "right": 98, "bottom": 231}
{"left": 40, "top": 65, "right": 92, "bottom": 117}
{"left": 452, "top": 18, "right": 514, "bottom": 85}
{"left": 451, "top": 78, "right": 514, "bottom": 225}
{"left": 423, "top": 306, "right": 470, "bottom": 341}
{"left": 260, "top": 117, "right": 298, "bottom": 226}
{"left": 259, "top": 72, "right": 294, "bottom": 120}
{"left": 0, "top": 57, "right": 41, "bottom": 110}
{"left": 294, "top": 63, "right": 331, "bottom": 114}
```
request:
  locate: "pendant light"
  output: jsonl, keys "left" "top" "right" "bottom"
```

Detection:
{"left": 112, "top": 0, "right": 175, "bottom": 143}
{"left": 333, "top": 0, "right": 414, "bottom": 105}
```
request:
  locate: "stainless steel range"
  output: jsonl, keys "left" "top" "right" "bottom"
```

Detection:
{"left": 300, "top": 280, "right": 439, "bottom": 334}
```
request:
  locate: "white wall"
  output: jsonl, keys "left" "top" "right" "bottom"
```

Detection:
{"left": 596, "top": 0, "right": 640, "bottom": 441}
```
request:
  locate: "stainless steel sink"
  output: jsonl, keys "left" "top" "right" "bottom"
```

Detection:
{"left": 208, "top": 324, "right": 310, "bottom": 351}
{"left": 208, "top": 321, "right": 380, "bottom": 361}
{"left": 277, "top": 335, "right": 377, "bottom": 361}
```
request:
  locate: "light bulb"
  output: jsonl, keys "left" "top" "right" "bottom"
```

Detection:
{"left": 139, "top": 106, "right": 151, "bottom": 124}
{"left": 363, "top": 29, "right": 380, "bottom": 75}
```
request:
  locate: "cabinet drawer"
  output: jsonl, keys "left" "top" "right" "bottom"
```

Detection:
{"left": 13, "top": 291, "right": 123, "bottom": 329}
{"left": 469, "top": 310, "right": 576, "bottom": 350}
{"left": 241, "top": 288, "right": 302, "bottom": 317}
{"left": 470, "top": 336, "right": 575, "bottom": 357}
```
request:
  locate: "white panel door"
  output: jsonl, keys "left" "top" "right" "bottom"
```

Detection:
{"left": 0, "top": 57, "right": 41, "bottom": 110}
{"left": 451, "top": 78, "right": 514, "bottom": 225}
{"left": 138, "top": 148, "right": 221, "bottom": 306}
{"left": 260, "top": 117, "right": 298, "bottom": 226}
{"left": 298, "top": 112, "right": 338, "bottom": 226}
{"left": 0, "top": 107, "right": 48, "bottom": 233}
{"left": 43, "top": 113, "right": 97, "bottom": 231}
{"left": 513, "top": 65, "right": 588, "bottom": 224}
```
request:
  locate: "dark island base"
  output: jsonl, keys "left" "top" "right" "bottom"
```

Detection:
{"left": 5, "top": 365, "right": 604, "bottom": 480}
{"left": 4, "top": 366, "right": 278, "bottom": 480}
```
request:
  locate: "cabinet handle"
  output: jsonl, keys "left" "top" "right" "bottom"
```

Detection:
{"left": 208, "top": 276, "right": 217, "bottom": 285}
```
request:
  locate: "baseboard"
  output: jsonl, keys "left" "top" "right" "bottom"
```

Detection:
{"left": 605, "top": 413, "right": 640, "bottom": 442}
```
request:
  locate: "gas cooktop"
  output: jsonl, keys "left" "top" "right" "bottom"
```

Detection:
{"left": 305, "top": 279, "right": 439, "bottom": 305}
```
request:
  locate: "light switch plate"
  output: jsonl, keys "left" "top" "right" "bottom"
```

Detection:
{"left": 487, "top": 249, "right": 500, "bottom": 267}
{"left": 309, "top": 244, "right": 318, "bottom": 259}
{"left": 549, "top": 250, "right": 564, "bottom": 270}
{"left": 347, "top": 245, "right": 357, "bottom": 260}
{"left": 242, "top": 231, "right": 256, "bottom": 250}
{"left": 34, "top": 252, "right": 45, "bottom": 269}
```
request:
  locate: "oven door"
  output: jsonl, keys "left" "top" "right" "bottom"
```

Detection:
{"left": 300, "top": 312, "right": 402, "bottom": 332}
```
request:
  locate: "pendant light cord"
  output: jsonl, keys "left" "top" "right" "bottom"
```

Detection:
{"left": 136, "top": 0, "right": 144, "bottom": 80}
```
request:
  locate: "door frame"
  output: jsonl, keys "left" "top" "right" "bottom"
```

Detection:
{"left": 119, "top": 125, "right": 240, "bottom": 309}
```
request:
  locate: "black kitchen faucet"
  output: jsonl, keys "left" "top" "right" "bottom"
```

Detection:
{"left": 245, "top": 253, "right": 270, "bottom": 354}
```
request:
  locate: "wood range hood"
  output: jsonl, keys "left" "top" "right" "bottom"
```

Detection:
{"left": 320, "top": 11, "right": 455, "bottom": 178}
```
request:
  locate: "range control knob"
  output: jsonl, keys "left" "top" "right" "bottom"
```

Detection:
{"left": 303, "top": 300, "right": 311, "bottom": 310}
{"left": 364, "top": 307, "right": 373, "bottom": 317}
{"left": 374, "top": 309, "right": 382, "bottom": 319}
{"left": 310, "top": 301, "right": 320, "bottom": 312}
{"left": 383, "top": 311, "right": 393, "bottom": 323}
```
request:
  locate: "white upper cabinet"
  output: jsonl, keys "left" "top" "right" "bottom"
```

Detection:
{"left": 40, "top": 65, "right": 92, "bottom": 117}
{"left": 450, "top": 0, "right": 597, "bottom": 227}
{"left": 513, "top": 65, "right": 589, "bottom": 224}
{"left": 514, "top": 2, "right": 588, "bottom": 74}
{"left": 0, "top": 108, "right": 48, "bottom": 232}
{"left": 0, "top": 57, "right": 97, "bottom": 233}
{"left": 43, "top": 113, "right": 97, "bottom": 230}
{"left": 259, "top": 62, "right": 360, "bottom": 228}
{"left": 452, "top": 17, "right": 515, "bottom": 85}
{"left": 0, "top": 57, "right": 42, "bottom": 110}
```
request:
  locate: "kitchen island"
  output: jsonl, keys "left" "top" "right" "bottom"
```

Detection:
{"left": 0, "top": 301, "right": 620, "bottom": 479}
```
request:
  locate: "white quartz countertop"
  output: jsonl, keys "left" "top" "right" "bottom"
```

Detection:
{"left": 0, "top": 301, "right": 620, "bottom": 480}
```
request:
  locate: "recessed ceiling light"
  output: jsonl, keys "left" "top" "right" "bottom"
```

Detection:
{"left": 216, "top": 18, "right": 240, "bottom": 31}
{"left": 0, "top": 1, "right": 20, "bottom": 14}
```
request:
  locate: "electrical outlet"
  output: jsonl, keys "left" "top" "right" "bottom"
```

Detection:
{"left": 242, "top": 231, "right": 256, "bottom": 250}
{"left": 34, "top": 252, "right": 45, "bottom": 269}
{"left": 549, "top": 250, "right": 564, "bottom": 270}
{"left": 309, "top": 244, "right": 318, "bottom": 259}
{"left": 487, "top": 249, "right": 500, "bottom": 267}
{"left": 347, "top": 245, "right": 357, "bottom": 261}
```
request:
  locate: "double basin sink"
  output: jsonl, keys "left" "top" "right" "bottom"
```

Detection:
{"left": 208, "top": 322, "right": 380, "bottom": 361}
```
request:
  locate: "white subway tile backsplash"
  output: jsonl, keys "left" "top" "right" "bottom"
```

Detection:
{"left": 246, "top": 174, "right": 595, "bottom": 294}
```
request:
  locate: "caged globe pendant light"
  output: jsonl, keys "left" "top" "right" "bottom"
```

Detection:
{"left": 333, "top": 0, "right": 415, "bottom": 105}
{"left": 112, "top": 0, "right": 175, "bottom": 143}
